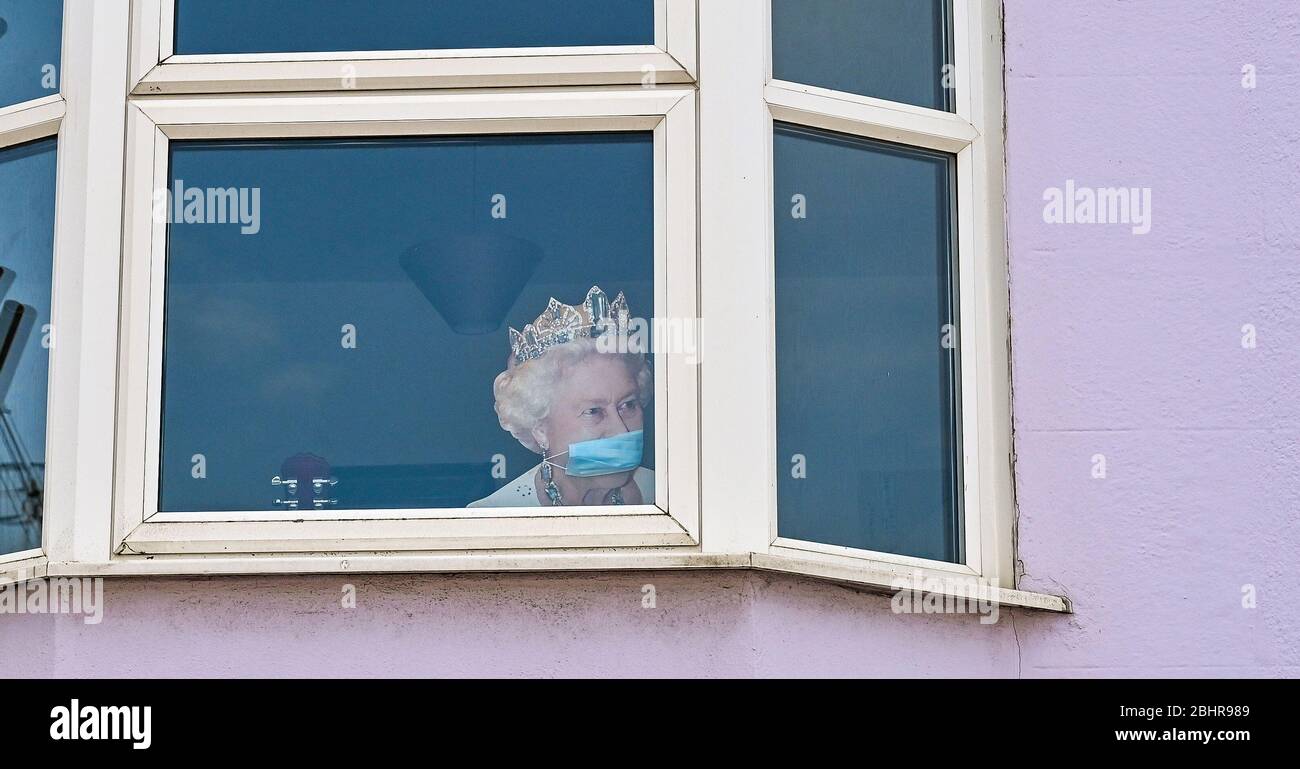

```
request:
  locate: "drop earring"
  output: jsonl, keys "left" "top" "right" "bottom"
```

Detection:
{"left": 540, "top": 447, "right": 563, "bottom": 506}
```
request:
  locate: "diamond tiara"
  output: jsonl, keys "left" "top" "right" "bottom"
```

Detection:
{"left": 508, "top": 286, "right": 631, "bottom": 364}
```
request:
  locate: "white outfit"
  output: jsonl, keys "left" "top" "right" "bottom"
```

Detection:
{"left": 468, "top": 463, "right": 654, "bottom": 508}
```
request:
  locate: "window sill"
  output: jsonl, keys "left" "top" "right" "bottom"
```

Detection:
{"left": 749, "top": 553, "right": 1070, "bottom": 613}
{"left": 6, "top": 552, "right": 1070, "bottom": 613}
{"left": 0, "top": 552, "right": 48, "bottom": 585}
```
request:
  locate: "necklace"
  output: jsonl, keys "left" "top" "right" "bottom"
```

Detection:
{"left": 540, "top": 462, "right": 624, "bottom": 506}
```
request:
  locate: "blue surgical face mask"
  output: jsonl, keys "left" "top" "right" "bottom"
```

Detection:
{"left": 545, "top": 430, "right": 644, "bottom": 477}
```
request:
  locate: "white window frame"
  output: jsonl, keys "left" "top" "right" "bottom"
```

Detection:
{"left": 1, "top": 0, "right": 127, "bottom": 577}
{"left": 129, "top": 0, "right": 698, "bottom": 95}
{"left": 3, "top": 0, "right": 1067, "bottom": 613}
{"left": 113, "top": 86, "right": 700, "bottom": 555}
{"left": 698, "top": 0, "right": 1019, "bottom": 592}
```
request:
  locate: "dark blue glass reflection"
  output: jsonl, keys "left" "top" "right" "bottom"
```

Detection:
{"left": 0, "top": 137, "right": 56, "bottom": 555}
{"left": 0, "top": 0, "right": 64, "bottom": 108}
{"left": 772, "top": 0, "right": 953, "bottom": 112}
{"left": 160, "top": 133, "right": 654, "bottom": 512}
{"left": 774, "top": 123, "right": 961, "bottom": 563}
{"left": 174, "top": 0, "right": 653, "bottom": 54}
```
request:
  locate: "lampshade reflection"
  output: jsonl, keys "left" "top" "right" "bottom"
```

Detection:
{"left": 400, "top": 234, "right": 542, "bottom": 335}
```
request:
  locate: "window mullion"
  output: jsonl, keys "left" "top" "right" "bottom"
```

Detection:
{"left": 697, "top": 0, "right": 775, "bottom": 555}
{"left": 42, "top": 0, "right": 131, "bottom": 566}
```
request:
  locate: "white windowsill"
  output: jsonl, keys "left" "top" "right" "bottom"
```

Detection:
{"left": 2, "top": 552, "right": 1070, "bottom": 613}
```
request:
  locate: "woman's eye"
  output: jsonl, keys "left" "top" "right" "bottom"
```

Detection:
{"left": 618, "top": 400, "right": 640, "bottom": 414}
{"left": 582, "top": 407, "right": 604, "bottom": 418}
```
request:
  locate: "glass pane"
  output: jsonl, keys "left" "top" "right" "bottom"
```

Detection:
{"left": 160, "top": 133, "right": 656, "bottom": 513}
{"left": 774, "top": 123, "right": 961, "bottom": 562}
{"left": 0, "top": 0, "right": 64, "bottom": 108}
{"left": 772, "top": 0, "right": 953, "bottom": 112}
{"left": 174, "top": 0, "right": 654, "bottom": 55}
{"left": 0, "top": 137, "right": 56, "bottom": 555}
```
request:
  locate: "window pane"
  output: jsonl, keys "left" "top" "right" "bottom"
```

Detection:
{"left": 0, "top": 137, "right": 56, "bottom": 556}
{"left": 772, "top": 0, "right": 953, "bottom": 112}
{"left": 160, "top": 133, "right": 656, "bottom": 513}
{"left": 774, "top": 123, "right": 961, "bottom": 562}
{"left": 0, "top": 0, "right": 63, "bottom": 108}
{"left": 174, "top": 0, "right": 654, "bottom": 54}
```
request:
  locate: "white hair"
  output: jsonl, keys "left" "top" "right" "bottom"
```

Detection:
{"left": 494, "top": 336, "right": 653, "bottom": 454}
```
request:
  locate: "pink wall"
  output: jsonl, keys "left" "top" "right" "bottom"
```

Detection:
{"left": 1005, "top": 0, "right": 1300, "bottom": 676}
{"left": 4, "top": 0, "right": 1299, "bottom": 677}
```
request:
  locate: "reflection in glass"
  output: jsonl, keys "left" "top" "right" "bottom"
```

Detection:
{"left": 0, "top": 137, "right": 57, "bottom": 555}
{"left": 772, "top": 0, "right": 953, "bottom": 112}
{"left": 401, "top": 235, "right": 542, "bottom": 335}
{"left": 159, "top": 133, "right": 654, "bottom": 512}
{"left": 174, "top": 0, "right": 654, "bottom": 54}
{"left": 774, "top": 122, "right": 961, "bottom": 563}
{"left": 0, "top": 0, "right": 64, "bottom": 109}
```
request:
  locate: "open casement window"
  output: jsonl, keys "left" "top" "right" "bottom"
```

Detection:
{"left": 697, "top": 0, "right": 1029, "bottom": 600}
{"left": 130, "top": 0, "right": 697, "bottom": 94}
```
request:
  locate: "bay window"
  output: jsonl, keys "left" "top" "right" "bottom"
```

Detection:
{"left": 1, "top": 0, "right": 1066, "bottom": 613}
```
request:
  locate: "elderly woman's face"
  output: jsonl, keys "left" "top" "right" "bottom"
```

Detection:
{"left": 541, "top": 354, "right": 643, "bottom": 463}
